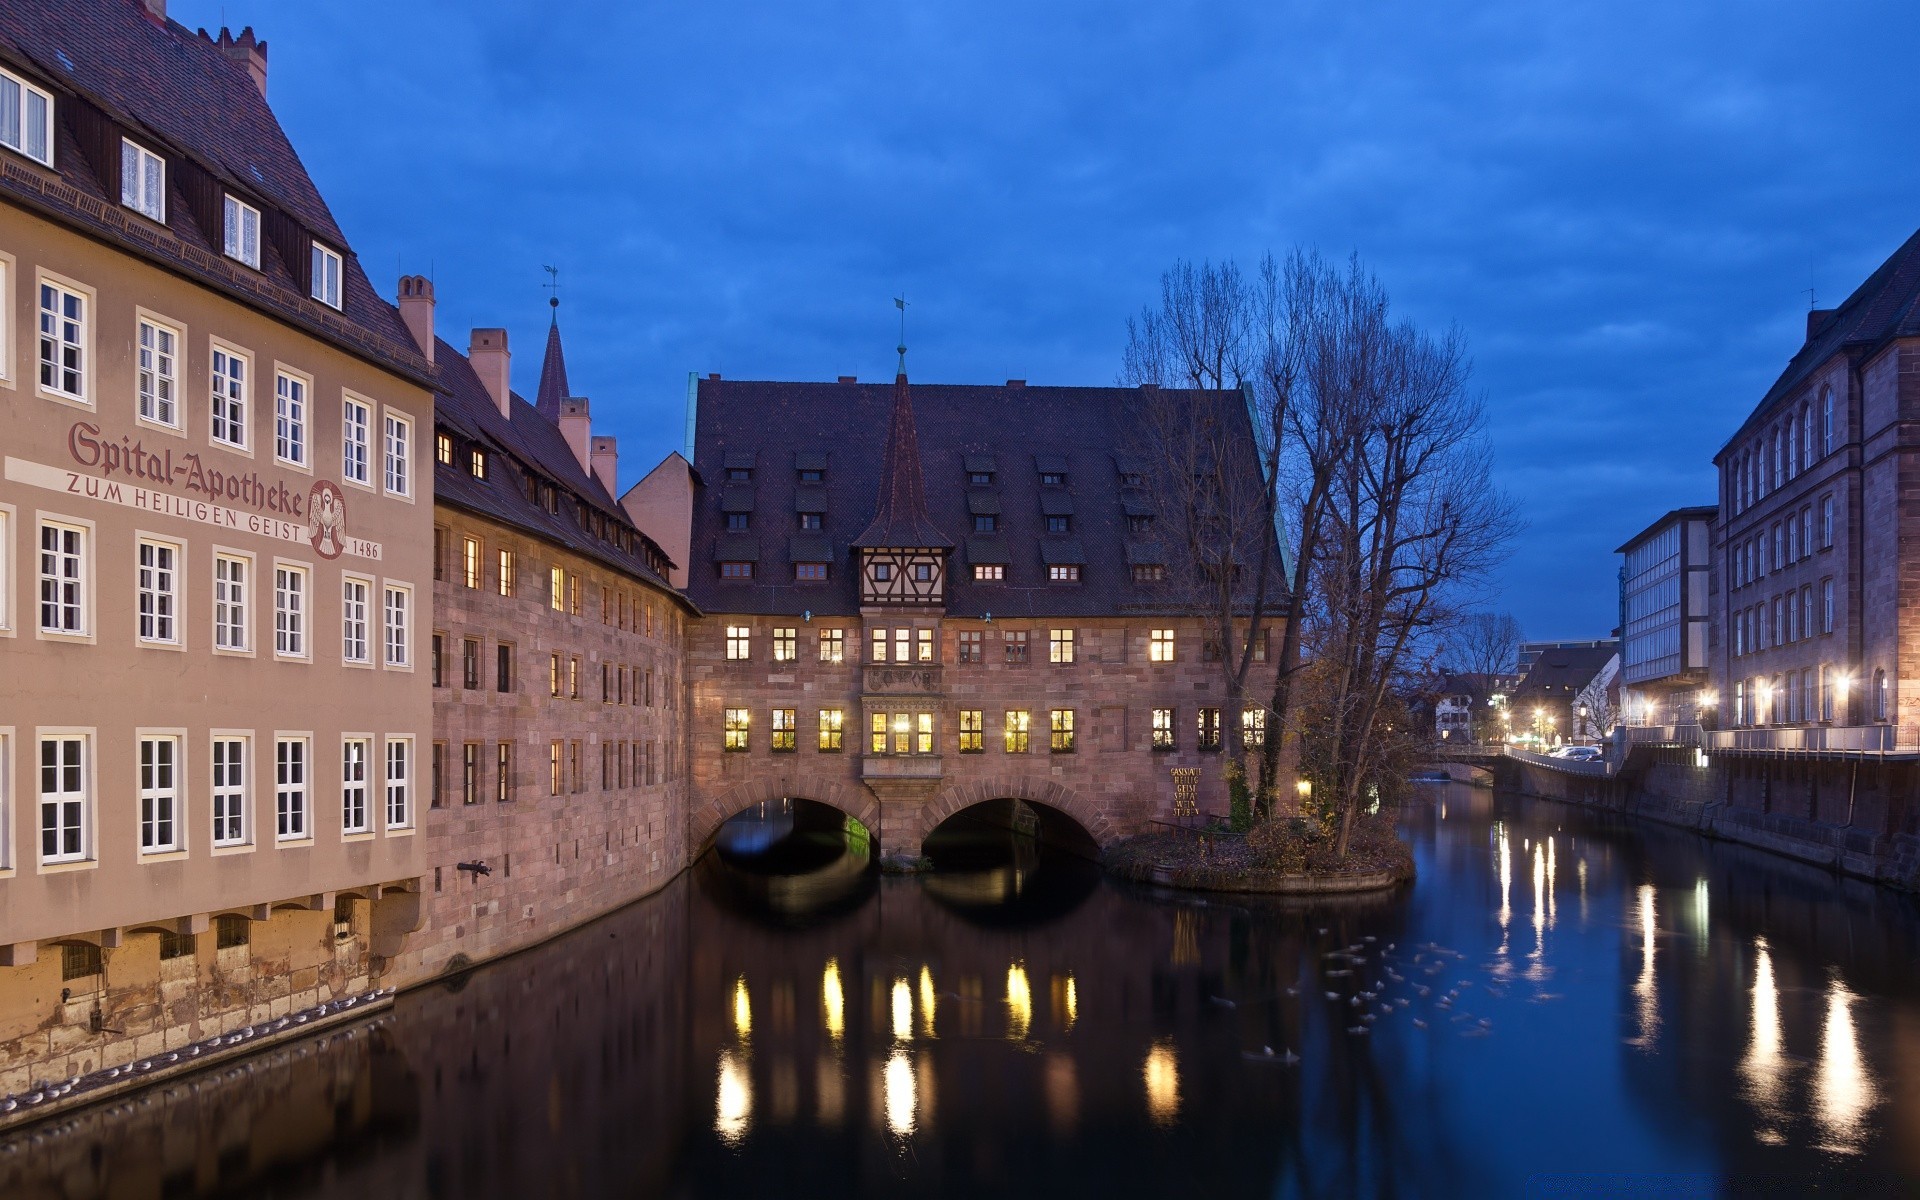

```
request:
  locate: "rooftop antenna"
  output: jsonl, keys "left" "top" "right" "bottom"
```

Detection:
{"left": 894, "top": 294, "right": 908, "bottom": 375}
{"left": 543, "top": 264, "right": 561, "bottom": 321}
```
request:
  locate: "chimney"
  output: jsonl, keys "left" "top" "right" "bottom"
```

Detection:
{"left": 1006, "top": 379, "right": 1026, "bottom": 388}
{"left": 1807, "top": 308, "right": 1838, "bottom": 342}
{"left": 469, "top": 328, "right": 511, "bottom": 419}
{"left": 837, "top": 375, "right": 857, "bottom": 384}
{"left": 396, "top": 275, "right": 435, "bottom": 365}
{"left": 560, "top": 397, "right": 593, "bottom": 473}
{"left": 214, "top": 27, "right": 268, "bottom": 98}
{"left": 590, "top": 436, "right": 619, "bottom": 495}
{"left": 141, "top": 0, "right": 167, "bottom": 21}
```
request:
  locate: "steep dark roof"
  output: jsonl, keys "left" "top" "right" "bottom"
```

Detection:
{"left": 1513, "top": 646, "right": 1617, "bottom": 698}
{"left": 1718, "top": 226, "right": 1920, "bottom": 461}
{"left": 534, "top": 301, "right": 570, "bottom": 421}
{"left": 852, "top": 373, "right": 952, "bottom": 550}
{"left": 686, "top": 378, "right": 1280, "bottom": 618}
{"left": 426, "top": 323, "right": 683, "bottom": 601}
{"left": 0, "top": 3, "right": 432, "bottom": 388}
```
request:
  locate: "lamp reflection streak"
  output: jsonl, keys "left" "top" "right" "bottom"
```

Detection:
{"left": 715, "top": 1048, "right": 752, "bottom": 1146}
{"left": 822, "top": 958, "right": 845, "bottom": 1041}
{"left": 1740, "top": 937, "right": 1788, "bottom": 1143}
{"left": 1006, "top": 964, "right": 1033, "bottom": 1040}
{"left": 919, "top": 966, "right": 936, "bottom": 1039}
{"left": 1631, "top": 883, "right": 1659, "bottom": 1049}
{"left": 883, "top": 1048, "right": 916, "bottom": 1137}
{"left": 891, "top": 978, "right": 912, "bottom": 1042}
{"left": 1144, "top": 1040, "right": 1180, "bottom": 1126}
{"left": 1815, "top": 978, "right": 1877, "bottom": 1154}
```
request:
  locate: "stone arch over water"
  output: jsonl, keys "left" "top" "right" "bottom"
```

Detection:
{"left": 917, "top": 776, "right": 1112, "bottom": 852}
{"left": 690, "top": 772, "right": 880, "bottom": 852}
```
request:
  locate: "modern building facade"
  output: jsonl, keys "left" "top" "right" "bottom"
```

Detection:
{"left": 0, "top": 2, "right": 434, "bottom": 1091}
{"left": 1617, "top": 506, "right": 1714, "bottom": 727}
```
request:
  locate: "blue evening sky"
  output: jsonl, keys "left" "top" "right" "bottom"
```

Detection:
{"left": 176, "top": 0, "right": 1920, "bottom": 640}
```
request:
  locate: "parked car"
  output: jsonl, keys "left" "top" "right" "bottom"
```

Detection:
{"left": 1551, "top": 745, "right": 1603, "bottom": 761}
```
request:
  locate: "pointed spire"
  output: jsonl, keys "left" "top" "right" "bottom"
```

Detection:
{"left": 853, "top": 365, "right": 952, "bottom": 550}
{"left": 535, "top": 295, "right": 570, "bottom": 421}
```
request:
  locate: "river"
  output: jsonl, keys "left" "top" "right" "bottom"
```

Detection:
{"left": 4, "top": 785, "right": 1918, "bottom": 1198}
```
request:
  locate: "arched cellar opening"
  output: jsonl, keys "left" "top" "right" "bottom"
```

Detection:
{"left": 697, "top": 797, "right": 877, "bottom": 926}
{"left": 920, "top": 799, "right": 1101, "bottom": 926}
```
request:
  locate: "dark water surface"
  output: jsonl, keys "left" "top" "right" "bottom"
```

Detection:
{"left": 6, "top": 786, "right": 1920, "bottom": 1198}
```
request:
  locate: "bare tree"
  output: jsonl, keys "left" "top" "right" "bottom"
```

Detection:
{"left": 1446, "top": 612, "right": 1523, "bottom": 683}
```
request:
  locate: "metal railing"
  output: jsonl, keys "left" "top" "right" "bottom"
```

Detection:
{"left": 1702, "top": 724, "right": 1902, "bottom": 753}
{"left": 1620, "top": 724, "right": 1701, "bottom": 747}
{"left": 1504, "top": 747, "right": 1609, "bottom": 777}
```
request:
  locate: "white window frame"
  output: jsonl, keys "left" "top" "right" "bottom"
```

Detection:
{"left": 135, "top": 314, "right": 182, "bottom": 430}
{"left": 273, "top": 560, "right": 310, "bottom": 660}
{"left": 274, "top": 367, "right": 309, "bottom": 468}
{"left": 383, "top": 408, "right": 413, "bottom": 498}
{"left": 210, "top": 341, "right": 250, "bottom": 451}
{"left": 36, "top": 275, "right": 89, "bottom": 405}
{"left": 120, "top": 138, "right": 165, "bottom": 222}
{"left": 342, "top": 574, "right": 372, "bottom": 665}
{"left": 1149, "top": 628, "right": 1176, "bottom": 663}
{"left": 223, "top": 194, "right": 261, "bottom": 269}
{"left": 0, "top": 254, "right": 12, "bottom": 384}
{"left": 213, "top": 550, "right": 251, "bottom": 653}
{"left": 0, "top": 65, "right": 54, "bottom": 166}
{"left": 310, "top": 242, "right": 343, "bottom": 309}
{"left": 274, "top": 735, "right": 310, "bottom": 842}
{"left": 342, "top": 394, "right": 372, "bottom": 486}
{"left": 36, "top": 516, "right": 90, "bottom": 639}
{"left": 341, "top": 736, "right": 372, "bottom": 836}
{"left": 135, "top": 534, "right": 183, "bottom": 647}
{"left": 37, "top": 731, "right": 90, "bottom": 867}
{"left": 385, "top": 737, "right": 413, "bottom": 831}
{"left": 210, "top": 734, "right": 250, "bottom": 849}
{"left": 0, "top": 505, "right": 10, "bottom": 636}
{"left": 0, "top": 729, "right": 11, "bottom": 872}
{"left": 383, "top": 582, "right": 412, "bottom": 668}
{"left": 136, "top": 732, "right": 184, "bottom": 857}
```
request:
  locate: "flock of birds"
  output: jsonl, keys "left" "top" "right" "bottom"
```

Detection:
{"left": 1230, "top": 930, "right": 1564, "bottom": 1064}
{"left": 0, "top": 986, "right": 392, "bottom": 1123}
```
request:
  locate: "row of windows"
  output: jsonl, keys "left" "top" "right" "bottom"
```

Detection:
{"left": 721, "top": 625, "right": 1217, "bottom": 665}
{"left": 1729, "top": 390, "right": 1834, "bottom": 515}
{"left": 715, "top": 560, "right": 1112, "bottom": 584}
{"left": 721, "top": 463, "right": 1078, "bottom": 488}
{"left": 0, "top": 731, "right": 412, "bottom": 871}
{"left": 23, "top": 278, "right": 409, "bottom": 488}
{"left": 718, "top": 707, "right": 1268, "bottom": 755}
{"left": 1731, "top": 579, "right": 1834, "bottom": 657}
{"left": 431, "top": 527, "right": 670, "bottom": 637}
{"left": 1730, "top": 497, "right": 1833, "bottom": 590}
{"left": 5, "top": 513, "right": 412, "bottom": 663}
{"left": 425, "top": 737, "right": 674, "bottom": 807}
{"left": 436, "top": 434, "right": 666, "bottom": 573}
{"left": 1729, "top": 666, "right": 1890, "bottom": 726}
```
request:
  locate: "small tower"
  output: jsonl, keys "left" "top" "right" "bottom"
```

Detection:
{"left": 851, "top": 348, "right": 951, "bottom": 605}
{"left": 534, "top": 292, "right": 570, "bottom": 423}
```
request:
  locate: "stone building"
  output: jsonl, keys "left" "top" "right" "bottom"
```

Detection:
{"left": 0, "top": 2, "right": 435, "bottom": 1092}
{"left": 675, "top": 367, "right": 1283, "bottom": 859}
{"left": 388, "top": 287, "right": 690, "bottom": 982}
{"left": 1616, "top": 506, "right": 1714, "bottom": 728}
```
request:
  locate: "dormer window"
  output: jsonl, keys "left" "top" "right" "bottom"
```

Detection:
{"left": 973, "top": 515, "right": 997, "bottom": 533}
{"left": 0, "top": 67, "right": 53, "bottom": 166}
{"left": 969, "top": 472, "right": 993, "bottom": 486}
{"left": 726, "top": 468, "right": 752, "bottom": 483}
{"left": 726, "top": 513, "right": 750, "bottom": 532}
{"left": 873, "top": 563, "right": 893, "bottom": 582}
{"left": 120, "top": 139, "right": 165, "bottom": 222}
{"left": 1121, "top": 471, "right": 1145, "bottom": 488}
{"left": 799, "top": 469, "right": 824, "bottom": 483}
{"left": 1046, "top": 516, "right": 1071, "bottom": 534}
{"left": 311, "top": 243, "right": 344, "bottom": 309}
{"left": 799, "top": 512, "right": 823, "bottom": 530}
{"left": 436, "top": 433, "right": 454, "bottom": 465}
{"left": 1040, "top": 472, "right": 1065, "bottom": 486}
{"left": 223, "top": 195, "right": 261, "bottom": 269}
{"left": 1129, "top": 514, "right": 1153, "bottom": 533}
{"left": 469, "top": 449, "right": 487, "bottom": 479}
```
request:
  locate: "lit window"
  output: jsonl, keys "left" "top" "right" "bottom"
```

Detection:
{"left": 819, "top": 629, "right": 844, "bottom": 663}
{"left": 137, "top": 736, "right": 180, "bottom": 854}
{"left": 0, "top": 66, "right": 54, "bottom": 166}
{"left": 1132, "top": 564, "right": 1165, "bottom": 583}
{"left": 773, "top": 627, "right": 797, "bottom": 662}
{"left": 959, "top": 710, "right": 983, "bottom": 753}
{"left": 1149, "top": 629, "right": 1176, "bottom": 662}
{"left": 1152, "top": 708, "right": 1174, "bottom": 750}
{"left": 342, "top": 738, "right": 370, "bottom": 835}
{"left": 275, "top": 737, "right": 308, "bottom": 840}
{"left": 569, "top": 656, "right": 580, "bottom": 699}
{"left": 1197, "top": 708, "right": 1221, "bottom": 750}
{"left": 1049, "top": 628, "right": 1075, "bottom": 664}
{"left": 384, "top": 411, "right": 413, "bottom": 496}
{"left": 463, "top": 537, "right": 482, "bottom": 589}
{"left": 436, "top": 433, "right": 454, "bottom": 465}
{"left": 223, "top": 195, "right": 261, "bottom": 268}
{"left": 273, "top": 564, "right": 308, "bottom": 658}
{"left": 136, "top": 538, "right": 178, "bottom": 644}
{"left": 772, "top": 709, "right": 797, "bottom": 752}
{"left": 498, "top": 549, "right": 516, "bottom": 597}
{"left": 974, "top": 564, "right": 1004, "bottom": 582}
{"left": 39, "top": 735, "right": 87, "bottom": 864}
{"left": 38, "top": 281, "right": 87, "bottom": 401}
{"left": 819, "top": 709, "right": 844, "bottom": 752}
{"left": 212, "top": 737, "right": 247, "bottom": 846}
{"left": 918, "top": 628, "right": 935, "bottom": 662}
{"left": 311, "top": 243, "right": 343, "bottom": 309}
{"left": 917, "top": 713, "right": 934, "bottom": 754}
{"left": 1243, "top": 709, "right": 1267, "bottom": 748}
{"left": 871, "top": 628, "right": 888, "bottom": 662}
{"left": 1049, "top": 709, "right": 1075, "bottom": 753}
{"left": 386, "top": 738, "right": 413, "bottom": 829}
{"left": 1005, "top": 710, "right": 1030, "bottom": 754}
{"left": 724, "top": 708, "right": 751, "bottom": 752}
{"left": 214, "top": 554, "right": 248, "bottom": 651}
{"left": 1048, "top": 565, "right": 1081, "bottom": 583}
{"left": 137, "top": 318, "right": 179, "bottom": 427}
{"left": 726, "top": 625, "right": 751, "bottom": 660}
{"left": 342, "top": 577, "right": 370, "bottom": 663}
{"left": 464, "top": 741, "right": 481, "bottom": 805}
{"left": 275, "top": 371, "right": 307, "bottom": 464}
{"left": 342, "top": 397, "right": 370, "bottom": 484}
{"left": 550, "top": 566, "right": 566, "bottom": 611}
{"left": 469, "top": 449, "right": 487, "bottom": 479}
{"left": 497, "top": 743, "right": 514, "bottom": 801}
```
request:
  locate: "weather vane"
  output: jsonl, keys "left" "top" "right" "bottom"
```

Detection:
{"left": 895, "top": 294, "right": 908, "bottom": 373}
{"left": 543, "top": 264, "right": 561, "bottom": 314}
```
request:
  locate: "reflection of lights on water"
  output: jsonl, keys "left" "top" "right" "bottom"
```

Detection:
{"left": 884, "top": 1048, "right": 917, "bottom": 1137}
{"left": 733, "top": 976, "right": 752, "bottom": 1040}
{"left": 1065, "top": 975, "right": 1078, "bottom": 1031}
{"left": 1496, "top": 825, "right": 1512, "bottom": 932}
{"left": 1046, "top": 1052, "right": 1080, "bottom": 1130}
{"left": 1815, "top": 978, "right": 1877, "bottom": 1154}
{"left": 1546, "top": 837, "right": 1557, "bottom": 925}
{"left": 1578, "top": 858, "right": 1589, "bottom": 923}
{"left": 1144, "top": 1040, "right": 1180, "bottom": 1126}
{"left": 1007, "top": 964, "right": 1033, "bottom": 1040}
{"left": 823, "top": 959, "right": 845, "bottom": 1040}
{"left": 1741, "top": 937, "right": 1788, "bottom": 1140}
{"left": 919, "top": 966, "right": 936, "bottom": 1039}
{"left": 816, "top": 1055, "right": 845, "bottom": 1125}
{"left": 715, "top": 1048, "right": 752, "bottom": 1145}
{"left": 1694, "top": 878, "right": 1710, "bottom": 945}
{"left": 1631, "top": 884, "right": 1659, "bottom": 1049}
{"left": 1531, "top": 843, "right": 1547, "bottom": 957}
{"left": 891, "top": 978, "right": 912, "bottom": 1042}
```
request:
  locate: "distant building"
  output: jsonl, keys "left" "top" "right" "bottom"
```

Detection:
{"left": 1517, "top": 638, "right": 1613, "bottom": 678}
{"left": 1427, "top": 672, "right": 1510, "bottom": 744}
{"left": 1510, "top": 644, "right": 1618, "bottom": 747}
{"left": 1616, "top": 506, "right": 1714, "bottom": 727}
